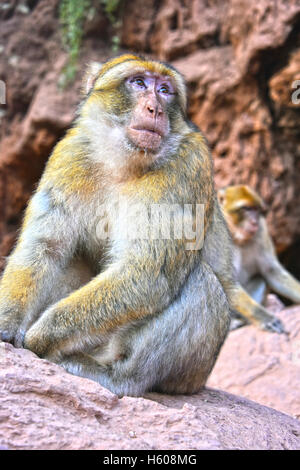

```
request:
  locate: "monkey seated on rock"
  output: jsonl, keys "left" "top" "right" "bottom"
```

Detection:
{"left": 218, "top": 184, "right": 300, "bottom": 329}
{"left": 0, "top": 55, "right": 283, "bottom": 397}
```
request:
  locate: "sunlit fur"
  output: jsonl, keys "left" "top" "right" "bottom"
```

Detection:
{"left": 219, "top": 185, "right": 265, "bottom": 214}
{"left": 218, "top": 185, "right": 266, "bottom": 246}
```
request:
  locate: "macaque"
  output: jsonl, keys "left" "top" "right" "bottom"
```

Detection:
{"left": 219, "top": 184, "right": 300, "bottom": 326}
{"left": 0, "top": 55, "right": 280, "bottom": 398}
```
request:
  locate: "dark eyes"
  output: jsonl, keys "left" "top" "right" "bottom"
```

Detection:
{"left": 158, "top": 85, "right": 170, "bottom": 94}
{"left": 131, "top": 77, "right": 146, "bottom": 88}
{"left": 129, "top": 77, "right": 172, "bottom": 95}
{"left": 237, "top": 207, "right": 249, "bottom": 215}
{"left": 238, "top": 206, "right": 260, "bottom": 217}
{"left": 243, "top": 206, "right": 259, "bottom": 212}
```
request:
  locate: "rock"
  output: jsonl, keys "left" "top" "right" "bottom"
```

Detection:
{"left": 208, "top": 303, "right": 300, "bottom": 420}
{"left": 269, "top": 50, "right": 300, "bottom": 109}
{"left": 264, "top": 293, "right": 285, "bottom": 314}
{"left": 0, "top": 341, "right": 299, "bottom": 450}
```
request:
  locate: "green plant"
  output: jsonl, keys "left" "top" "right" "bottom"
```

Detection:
{"left": 59, "top": 0, "right": 90, "bottom": 86}
{"left": 59, "top": 0, "right": 123, "bottom": 87}
{"left": 101, "top": 0, "right": 122, "bottom": 24}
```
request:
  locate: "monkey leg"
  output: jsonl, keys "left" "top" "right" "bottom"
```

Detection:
{"left": 14, "top": 259, "right": 93, "bottom": 347}
{"left": 245, "top": 276, "right": 267, "bottom": 304}
{"left": 58, "top": 262, "right": 230, "bottom": 397}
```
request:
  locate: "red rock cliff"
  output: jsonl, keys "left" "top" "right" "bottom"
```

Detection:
{"left": 0, "top": 0, "right": 300, "bottom": 273}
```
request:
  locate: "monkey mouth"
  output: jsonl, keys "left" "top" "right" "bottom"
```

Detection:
{"left": 131, "top": 127, "right": 163, "bottom": 138}
{"left": 247, "top": 224, "right": 259, "bottom": 234}
{"left": 127, "top": 127, "right": 163, "bottom": 151}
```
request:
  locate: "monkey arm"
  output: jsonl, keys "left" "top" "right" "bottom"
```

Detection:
{"left": 228, "top": 284, "right": 284, "bottom": 333}
{"left": 23, "top": 238, "right": 195, "bottom": 359}
{"left": 262, "top": 257, "right": 300, "bottom": 304}
{"left": 0, "top": 189, "right": 77, "bottom": 345}
{"left": 257, "top": 219, "right": 300, "bottom": 303}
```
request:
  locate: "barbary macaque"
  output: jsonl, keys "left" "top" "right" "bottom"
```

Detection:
{"left": 219, "top": 184, "right": 300, "bottom": 314}
{"left": 0, "top": 55, "right": 281, "bottom": 398}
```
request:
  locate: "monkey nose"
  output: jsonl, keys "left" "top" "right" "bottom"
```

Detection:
{"left": 147, "top": 105, "right": 155, "bottom": 114}
{"left": 147, "top": 104, "right": 163, "bottom": 118}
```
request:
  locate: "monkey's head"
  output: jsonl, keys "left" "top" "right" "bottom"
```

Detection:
{"left": 80, "top": 55, "right": 188, "bottom": 172}
{"left": 218, "top": 185, "right": 267, "bottom": 246}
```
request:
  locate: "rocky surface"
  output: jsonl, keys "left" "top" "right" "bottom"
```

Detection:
{"left": 208, "top": 300, "right": 300, "bottom": 420}
{"left": 1, "top": 0, "right": 300, "bottom": 271}
{"left": 0, "top": 340, "right": 300, "bottom": 450}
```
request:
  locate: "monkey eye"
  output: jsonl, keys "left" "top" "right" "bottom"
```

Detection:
{"left": 239, "top": 207, "right": 250, "bottom": 215}
{"left": 158, "top": 84, "right": 170, "bottom": 94}
{"left": 130, "top": 77, "right": 146, "bottom": 88}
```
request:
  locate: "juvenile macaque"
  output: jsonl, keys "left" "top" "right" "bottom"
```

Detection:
{"left": 0, "top": 55, "right": 276, "bottom": 397}
{"left": 219, "top": 184, "right": 300, "bottom": 328}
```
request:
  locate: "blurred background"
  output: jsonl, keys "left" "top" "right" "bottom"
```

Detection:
{"left": 0, "top": 0, "right": 299, "bottom": 275}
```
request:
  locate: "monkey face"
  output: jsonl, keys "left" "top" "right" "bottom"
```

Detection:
{"left": 230, "top": 206, "right": 261, "bottom": 245}
{"left": 124, "top": 73, "right": 175, "bottom": 152}
{"left": 82, "top": 55, "right": 187, "bottom": 153}
{"left": 218, "top": 185, "right": 266, "bottom": 246}
{"left": 79, "top": 55, "right": 188, "bottom": 179}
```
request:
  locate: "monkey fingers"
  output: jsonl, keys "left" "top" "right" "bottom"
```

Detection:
{"left": 261, "top": 316, "right": 286, "bottom": 335}
{"left": 23, "top": 306, "right": 66, "bottom": 359}
{"left": 0, "top": 326, "right": 15, "bottom": 344}
{"left": 14, "top": 327, "right": 27, "bottom": 348}
{"left": 0, "top": 308, "right": 22, "bottom": 344}
{"left": 229, "top": 286, "right": 286, "bottom": 334}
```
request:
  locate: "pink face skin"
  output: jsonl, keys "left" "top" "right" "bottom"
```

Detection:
{"left": 242, "top": 207, "right": 260, "bottom": 236}
{"left": 125, "top": 72, "right": 176, "bottom": 152}
{"left": 231, "top": 207, "right": 261, "bottom": 245}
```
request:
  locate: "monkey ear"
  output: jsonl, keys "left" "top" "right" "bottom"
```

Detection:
{"left": 83, "top": 62, "right": 103, "bottom": 95}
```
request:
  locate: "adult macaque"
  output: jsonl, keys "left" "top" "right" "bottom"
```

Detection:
{"left": 219, "top": 184, "right": 300, "bottom": 314}
{"left": 0, "top": 55, "right": 281, "bottom": 397}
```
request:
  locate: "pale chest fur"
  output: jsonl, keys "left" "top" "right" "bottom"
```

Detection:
{"left": 233, "top": 241, "right": 260, "bottom": 287}
{"left": 68, "top": 185, "right": 142, "bottom": 269}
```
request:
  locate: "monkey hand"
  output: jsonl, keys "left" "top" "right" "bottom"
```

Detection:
{"left": 0, "top": 301, "right": 23, "bottom": 345}
{"left": 258, "top": 314, "right": 285, "bottom": 334}
{"left": 24, "top": 316, "right": 55, "bottom": 359}
{"left": 24, "top": 305, "right": 71, "bottom": 360}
